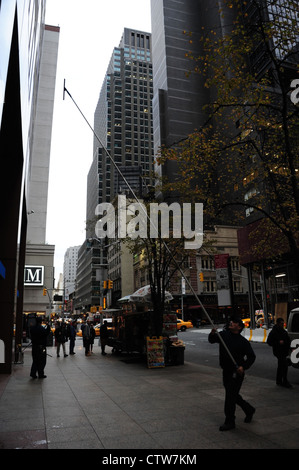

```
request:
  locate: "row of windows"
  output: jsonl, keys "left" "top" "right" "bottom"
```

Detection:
{"left": 203, "top": 279, "right": 242, "bottom": 293}
{"left": 201, "top": 256, "right": 240, "bottom": 271}
{"left": 130, "top": 32, "right": 150, "bottom": 50}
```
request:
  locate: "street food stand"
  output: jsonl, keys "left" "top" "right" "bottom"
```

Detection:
{"left": 108, "top": 286, "right": 185, "bottom": 367}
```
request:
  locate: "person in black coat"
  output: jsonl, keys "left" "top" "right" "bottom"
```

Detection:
{"left": 209, "top": 317, "right": 256, "bottom": 431}
{"left": 68, "top": 321, "right": 77, "bottom": 355}
{"left": 54, "top": 322, "right": 68, "bottom": 357}
{"left": 30, "top": 317, "right": 50, "bottom": 379}
{"left": 100, "top": 321, "right": 109, "bottom": 355}
{"left": 267, "top": 317, "right": 292, "bottom": 388}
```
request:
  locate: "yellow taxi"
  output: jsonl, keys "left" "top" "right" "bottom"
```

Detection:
{"left": 77, "top": 320, "right": 113, "bottom": 337}
{"left": 177, "top": 319, "right": 193, "bottom": 332}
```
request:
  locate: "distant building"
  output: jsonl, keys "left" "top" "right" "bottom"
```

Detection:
{"left": 63, "top": 246, "right": 80, "bottom": 298}
{"left": 86, "top": 27, "right": 154, "bottom": 238}
{"left": 78, "top": 28, "right": 154, "bottom": 311}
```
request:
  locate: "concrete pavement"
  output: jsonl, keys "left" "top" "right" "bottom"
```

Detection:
{"left": 0, "top": 334, "right": 299, "bottom": 450}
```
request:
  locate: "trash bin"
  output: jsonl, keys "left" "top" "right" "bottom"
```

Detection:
{"left": 170, "top": 346, "right": 185, "bottom": 365}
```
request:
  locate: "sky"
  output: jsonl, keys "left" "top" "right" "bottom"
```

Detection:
{"left": 44, "top": 0, "right": 152, "bottom": 282}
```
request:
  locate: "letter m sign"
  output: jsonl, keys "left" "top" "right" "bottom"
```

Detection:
{"left": 24, "top": 266, "right": 44, "bottom": 286}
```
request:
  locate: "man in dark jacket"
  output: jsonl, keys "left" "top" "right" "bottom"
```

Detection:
{"left": 55, "top": 321, "right": 68, "bottom": 357}
{"left": 209, "top": 317, "right": 256, "bottom": 431}
{"left": 267, "top": 317, "right": 292, "bottom": 388}
{"left": 30, "top": 317, "right": 50, "bottom": 379}
{"left": 68, "top": 321, "right": 77, "bottom": 355}
{"left": 100, "top": 321, "right": 109, "bottom": 355}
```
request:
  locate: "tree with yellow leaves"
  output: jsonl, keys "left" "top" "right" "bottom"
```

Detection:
{"left": 158, "top": 0, "right": 299, "bottom": 283}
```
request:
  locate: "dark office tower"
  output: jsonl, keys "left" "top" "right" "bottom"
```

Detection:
{"left": 241, "top": 0, "right": 298, "bottom": 81}
{"left": 151, "top": 0, "right": 222, "bottom": 191}
{"left": 90, "top": 28, "right": 154, "bottom": 212}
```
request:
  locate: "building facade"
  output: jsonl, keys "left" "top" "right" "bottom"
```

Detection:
{"left": 23, "top": 24, "right": 60, "bottom": 318}
{"left": 63, "top": 245, "right": 80, "bottom": 303}
{"left": 91, "top": 28, "right": 154, "bottom": 209}
{"left": 151, "top": 0, "right": 214, "bottom": 188}
{"left": 150, "top": 0, "right": 299, "bottom": 324}
{"left": 0, "top": 0, "right": 47, "bottom": 373}
{"left": 78, "top": 28, "right": 155, "bottom": 311}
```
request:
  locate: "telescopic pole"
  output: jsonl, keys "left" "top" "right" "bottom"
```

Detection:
{"left": 63, "top": 82, "right": 239, "bottom": 370}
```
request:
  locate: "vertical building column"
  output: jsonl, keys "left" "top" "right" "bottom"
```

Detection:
{"left": 0, "top": 16, "right": 24, "bottom": 373}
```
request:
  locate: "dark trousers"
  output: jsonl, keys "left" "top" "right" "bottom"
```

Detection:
{"left": 101, "top": 338, "right": 107, "bottom": 354}
{"left": 69, "top": 338, "right": 75, "bottom": 354}
{"left": 83, "top": 338, "right": 90, "bottom": 355}
{"left": 222, "top": 370, "right": 254, "bottom": 424}
{"left": 276, "top": 355, "right": 289, "bottom": 384}
{"left": 31, "top": 345, "right": 47, "bottom": 378}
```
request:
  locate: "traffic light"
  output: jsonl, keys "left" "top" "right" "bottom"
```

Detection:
{"left": 103, "top": 297, "right": 106, "bottom": 309}
{"left": 108, "top": 279, "right": 113, "bottom": 289}
{"left": 103, "top": 280, "right": 107, "bottom": 289}
{"left": 199, "top": 272, "right": 204, "bottom": 282}
{"left": 43, "top": 288, "right": 47, "bottom": 296}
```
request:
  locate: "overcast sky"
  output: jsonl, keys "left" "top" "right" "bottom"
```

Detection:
{"left": 44, "top": 0, "right": 152, "bottom": 282}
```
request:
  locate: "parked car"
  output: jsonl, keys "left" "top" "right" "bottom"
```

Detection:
{"left": 287, "top": 308, "right": 299, "bottom": 369}
{"left": 177, "top": 319, "right": 193, "bottom": 332}
{"left": 287, "top": 308, "right": 299, "bottom": 342}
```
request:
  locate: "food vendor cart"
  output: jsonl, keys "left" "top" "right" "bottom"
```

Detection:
{"left": 108, "top": 286, "right": 185, "bottom": 367}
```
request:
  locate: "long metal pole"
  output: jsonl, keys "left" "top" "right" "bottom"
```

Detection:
{"left": 63, "top": 82, "right": 239, "bottom": 369}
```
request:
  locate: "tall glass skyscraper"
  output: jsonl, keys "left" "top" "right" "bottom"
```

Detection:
{"left": 77, "top": 28, "right": 154, "bottom": 312}
{"left": 88, "top": 28, "right": 153, "bottom": 217}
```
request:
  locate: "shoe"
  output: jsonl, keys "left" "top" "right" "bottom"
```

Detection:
{"left": 282, "top": 381, "right": 292, "bottom": 388}
{"left": 30, "top": 375, "right": 37, "bottom": 379}
{"left": 219, "top": 423, "right": 235, "bottom": 431}
{"left": 38, "top": 375, "right": 47, "bottom": 379}
{"left": 64, "top": 354, "right": 68, "bottom": 357}
{"left": 244, "top": 407, "right": 255, "bottom": 423}
{"left": 57, "top": 355, "right": 60, "bottom": 357}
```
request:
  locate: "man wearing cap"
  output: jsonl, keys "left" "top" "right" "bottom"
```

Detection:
{"left": 30, "top": 317, "right": 50, "bottom": 379}
{"left": 209, "top": 317, "right": 256, "bottom": 431}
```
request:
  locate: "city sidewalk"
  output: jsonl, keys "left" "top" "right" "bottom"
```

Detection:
{"left": 0, "top": 337, "right": 299, "bottom": 450}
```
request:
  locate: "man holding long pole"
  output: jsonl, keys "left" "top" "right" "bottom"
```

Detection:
{"left": 209, "top": 317, "right": 256, "bottom": 431}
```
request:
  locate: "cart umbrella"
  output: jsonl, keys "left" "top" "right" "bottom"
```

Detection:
{"left": 130, "top": 285, "right": 173, "bottom": 303}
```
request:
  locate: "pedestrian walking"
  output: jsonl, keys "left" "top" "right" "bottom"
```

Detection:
{"left": 89, "top": 323, "right": 96, "bottom": 353}
{"left": 208, "top": 317, "right": 256, "bottom": 431}
{"left": 68, "top": 321, "right": 77, "bottom": 355}
{"left": 54, "top": 321, "right": 68, "bottom": 357}
{"left": 82, "top": 321, "right": 91, "bottom": 356}
{"left": 30, "top": 317, "right": 50, "bottom": 379}
{"left": 267, "top": 317, "right": 292, "bottom": 388}
{"left": 100, "top": 320, "right": 109, "bottom": 355}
